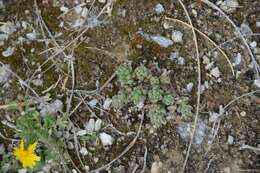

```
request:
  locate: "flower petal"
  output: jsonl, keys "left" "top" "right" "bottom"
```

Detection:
{"left": 20, "top": 140, "right": 24, "bottom": 150}
{"left": 28, "top": 142, "right": 37, "bottom": 153}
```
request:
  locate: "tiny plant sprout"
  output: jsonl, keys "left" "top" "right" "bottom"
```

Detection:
{"left": 148, "top": 104, "right": 166, "bottom": 128}
{"left": 159, "top": 70, "right": 171, "bottom": 84}
{"left": 162, "top": 94, "right": 174, "bottom": 106}
{"left": 112, "top": 93, "right": 127, "bottom": 109}
{"left": 177, "top": 99, "right": 193, "bottom": 118}
{"left": 134, "top": 64, "right": 149, "bottom": 81}
{"left": 116, "top": 64, "right": 133, "bottom": 85}
{"left": 148, "top": 87, "right": 163, "bottom": 103}
{"left": 149, "top": 76, "right": 160, "bottom": 86}
{"left": 129, "top": 86, "right": 146, "bottom": 105}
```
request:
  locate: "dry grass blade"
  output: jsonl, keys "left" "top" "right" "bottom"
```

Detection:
{"left": 175, "top": 0, "right": 201, "bottom": 172}
{"left": 165, "top": 16, "right": 235, "bottom": 76}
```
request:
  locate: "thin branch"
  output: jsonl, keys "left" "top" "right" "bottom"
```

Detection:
{"left": 176, "top": 1, "right": 201, "bottom": 173}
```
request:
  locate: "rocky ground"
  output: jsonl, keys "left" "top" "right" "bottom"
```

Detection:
{"left": 0, "top": 0, "right": 259, "bottom": 173}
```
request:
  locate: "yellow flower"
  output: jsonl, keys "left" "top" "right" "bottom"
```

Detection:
{"left": 14, "top": 140, "right": 40, "bottom": 169}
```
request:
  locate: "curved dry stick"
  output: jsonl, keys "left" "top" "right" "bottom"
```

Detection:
{"left": 89, "top": 112, "right": 144, "bottom": 173}
{"left": 175, "top": 0, "right": 201, "bottom": 172}
{"left": 201, "top": 0, "right": 260, "bottom": 79}
{"left": 210, "top": 33, "right": 260, "bottom": 52}
{"left": 165, "top": 17, "right": 235, "bottom": 76}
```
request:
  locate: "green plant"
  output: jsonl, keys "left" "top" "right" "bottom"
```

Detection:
{"left": 116, "top": 64, "right": 133, "bottom": 85}
{"left": 112, "top": 93, "right": 128, "bottom": 109}
{"left": 15, "top": 105, "right": 68, "bottom": 162}
{"left": 113, "top": 63, "right": 184, "bottom": 128}
{"left": 149, "top": 76, "right": 160, "bottom": 86}
{"left": 148, "top": 87, "right": 163, "bottom": 103}
{"left": 134, "top": 64, "right": 149, "bottom": 81}
{"left": 162, "top": 94, "right": 174, "bottom": 106}
{"left": 177, "top": 99, "right": 193, "bottom": 118}
{"left": 129, "top": 86, "right": 146, "bottom": 105}
{"left": 159, "top": 70, "right": 171, "bottom": 84}
{"left": 148, "top": 104, "right": 166, "bottom": 128}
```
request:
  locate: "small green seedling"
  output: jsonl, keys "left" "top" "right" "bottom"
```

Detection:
{"left": 116, "top": 64, "right": 133, "bottom": 85}
{"left": 134, "top": 64, "right": 149, "bottom": 81}
{"left": 148, "top": 104, "right": 166, "bottom": 128}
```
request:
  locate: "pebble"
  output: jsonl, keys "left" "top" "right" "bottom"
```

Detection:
{"left": 240, "top": 23, "right": 253, "bottom": 35}
{"left": 26, "top": 31, "right": 37, "bottom": 40}
{"left": 18, "top": 169, "right": 28, "bottom": 173}
{"left": 171, "top": 30, "right": 183, "bottom": 43}
{"left": 0, "top": 22, "right": 16, "bottom": 34}
{"left": 88, "top": 99, "right": 98, "bottom": 108}
{"left": 150, "top": 35, "right": 173, "bottom": 48}
{"left": 67, "top": 142, "right": 74, "bottom": 150}
{"left": 138, "top": 31, "right": 173, "bottom": 48}
{"left": 177, "top": 57, "right": 185, "bottom": 65}
{"left": 85, "top": 119, "right": 95, "bottom": 133}
{"left": 0, "top": 64, "right": 11, "bottom": 84}
{"left": 257, "top": 21, "right": 260, "bottom": 28}
{"left": 98, "top": 0, "right": 106, "bottom": 3}
{"left": 103, "top": 98, "right": 112, "bottom": 110}
{"left": 250, "top": 41, "right": 257, "bottom": 48}
{"left": 151, "top": 161, "right": 163, "bottom": 173}
{"left": 220, "top": 0, "right": 239, "bottom": 13}
{"left": 32, "top": 79, "right": 43, "bottom": 86}
{"left": 2, "top": 46, "right": 15, "bottom": 57}
{"left": 154, "top": 4, "right": 165, "bottom": 14}
{"left": 94, "top": 118, "right": 102, "bottom": 131}
{"left": 169, "top": 52, "right": 178, "bottom": 61}
{"left": 254, "top": 79, "right": 260, "bottom": 88}
{"left": 177, "top": 120, "right": 206, "bottom": 145}
{"left": 186, "top": 82, "right": 194, "bottom": 92}
{"left": 210, "top": 67, "right": 221, "bottom": 78}
{"left": 233, "top": 53, "right": 241, "bottom": 66}
{"left": 240, "top": 111, "right": 246, "bottom": 117}
{"left": 100, "top": 132, "right": 113, "bottom": 146}
{"left": 227, "top": 135, "right": 234, "bottom": 144}
{"left": 80, "top": 147, "right": 88, "bottom": 156}
{"left": 77, "top": 129, "right": 87, "bottom": 136}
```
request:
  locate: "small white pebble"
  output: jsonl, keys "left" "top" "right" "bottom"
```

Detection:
{"left": 171, "top": 30, "right": 183, "bottom": 43}
{"left": 151, "top": 161, "right": 163, "bottom": 173}
{"left": 169, "top": 52, "right": 178, "bottom": 61}
{"left": 103, "top": 98, "right": 112, "bottom": 110}
{"left": 177, "top": 57, "right": 185, "bottom": 65}
{"left": 88, "top": 99, "right": 98, "bottom": 108}
{"left": 98, "top": 0, "right": 106, "bottom": 3}
{"left": 233, "top": 53, "right": 241, "bottom": 66}
{"left": 26, "top": 32, "right": 36, "bottom": 40}
{"left": 72, "top": 169, "right": 78, "bottom": 173}
{"left": 94, "top": 119, "right": 102, "bottom": 131}
{"left": 227, "top": 135, "right": 234, "bottom": 145}
{"left": 186, "top": 82, "right": 193, "bottom": 92}
{"left": 80, "top": 147, "right": 88, "bottom": 156}
{"left": 100, "top": 132, "right": 113, "bottom": 146}
{"left": 240, "top": 111, "right": 246, "bottom": 117}
{"left": 250, "top": 41, "right": 257, "bottom": 48}
{"left": 76, "top": 130, "right": 87, "bottom": 136}
{"left": 256, "top": 21, "right": 260, "bottom": 28}
{"left": 18, "top": 169, "right": 28, "bottom": 173}
{"left": 85, "top": 119, "right": 95, "bottom": 133}
{"left": 60, "top": 6, "right": 69, "bottom": 12}
{"left": 254, "top": 79, "right": 260, "bottom": 88}
{"left": 210, "top": 67, "right": 221, "bottom": 78}
{"left": 2, "top": 47, "right": 15, "bottom": 57}
{"left": 154, "top": 4, "right": 165, "bottom": 14}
